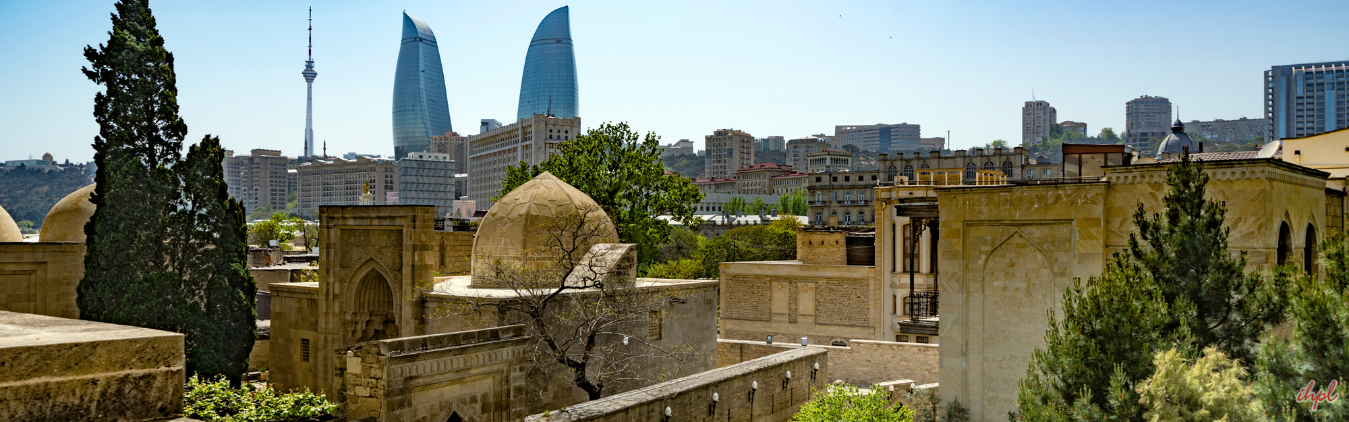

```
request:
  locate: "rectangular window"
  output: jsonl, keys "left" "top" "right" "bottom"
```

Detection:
{"left": 896, "top": 335, "right": 909, "bottom": 342}
{"left": 301, "top": 338, "right": 311, "bottom": 363}
{"left": 916, "top": 336, "right": 930, "bottom": 344}
{"left": 648, "top": 311, "right": 663, "bottom": 340}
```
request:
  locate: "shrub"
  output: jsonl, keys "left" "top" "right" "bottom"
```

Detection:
{"left": 644, "top": 258, "right": 702, "bottom": 279}
{"left": 1137, "top": 347, "right": 1261, "bottom": 422}
{"left": 184, "top": 375, "right": 335, "bottom": 422}
{"left": 793, "top": 384, "right": 913, "bottom": 422}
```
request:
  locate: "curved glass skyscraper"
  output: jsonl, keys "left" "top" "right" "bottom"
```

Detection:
{"left": 392, "top": 12, "right": 452, "bottom": 160}
{"left": 516, "top": 6, "right": 578, "bottom": 120}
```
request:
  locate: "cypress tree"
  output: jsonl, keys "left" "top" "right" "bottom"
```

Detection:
{"left": 80, "top": 0, "right": 256, "bottom": 384}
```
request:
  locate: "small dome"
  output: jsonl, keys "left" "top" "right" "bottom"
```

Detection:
{"left": 40, "top": 184, "right": 96, "bottom": 242}
{"left": 470, "top": 172, "right": 617, "bottom": 287}
{"left": 42, "top": 152, "right": 54, "bottom": 162}
{"left": 0, "top": 204, "right": 22, "bottom": 242}
{"left": 1156, "top": 119, "right": 1196, "bottom": 157}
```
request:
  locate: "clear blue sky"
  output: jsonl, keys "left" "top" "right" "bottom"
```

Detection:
{"left": 2, "top": 0, "right": 1347, "bottom": 163}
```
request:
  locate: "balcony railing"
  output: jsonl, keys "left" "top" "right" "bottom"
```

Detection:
{"left": 809, "top": 200, "right": 828, "bottom": 205}
{"left": 907, "top": 290, "right": 938, "bottom": 320}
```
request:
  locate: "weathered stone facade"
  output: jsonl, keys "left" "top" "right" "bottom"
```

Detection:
{"left": 937, "top": 158, "right": 1333, "bottom": 421}
{"left": 333, "top": 325, "right": 532, "bottom": 422}
{"left": 0, "top": 242, "right": 84, "bottom": 319}
{"left": 719, "top": 260, "right": 880, "bottom": 346}
{"left": 717, "top": 338, "right": 939, "bottom": 386}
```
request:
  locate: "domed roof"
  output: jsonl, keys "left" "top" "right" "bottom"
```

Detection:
{"left": 0, "top": 204, "right": 22, "bottom": 242}
{"left": 470, "top": 172, "right": 618, "bottom": 286}
{"left": 1156, "top": 119, "right": 1197, "bottom": 157}
{"left": 39, "top": 184, "right": 96, "bottom": 242}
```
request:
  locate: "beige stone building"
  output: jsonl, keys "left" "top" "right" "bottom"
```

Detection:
{"left": 704, "top": 129, "right": 755, "bottom": 180}
{"left": 296, "top": 156, "right": 399, "bottom": 218}
{"left": 920, "top": 136, "right": 945, "bottom": 150}
{"left": 786, "top": 136, "right": 830, "bottom": 169}
{"left": 1022, "top": 100, "right": 1056, "bottom": 144}
{"left": 734, "top": 163, "right": 797, "bottom": 195}
{"left": 466, "top": 114, "right": 582, "bottom": 209}
{"left": 428, "top": 131, "right": 468, "bottom": 174}
{"left": 1059, "top": 120, "right": 1087, "bottom": 136}
{"left": 223, "top": 148, "right": 291, "bottom": 215}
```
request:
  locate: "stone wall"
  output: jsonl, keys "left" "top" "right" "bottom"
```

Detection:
{"left": 333, "top": 325, "right": 532, "bottom": 422}
{"left": 719, "top": 261, "right": 881, "bottom": 345}
{"left": 717, "top": 339, "right": 938, "bottom": 385}
{"left": 796, "top": 229, "right": 846, "bottom": 265}
{"left": 0, "top": 242, "right": 84, "bottom": 319}
{"left": 526, "top": 348, "right": 828, "bottom": 422}
{"left": 437, "top": 231, "right": 473, "bottom": 275}
{"left": 0, "top": 311, "right": 185, "bottom": 421}
{"left": 269, "top": 281, "right": 320, "bottom": 392}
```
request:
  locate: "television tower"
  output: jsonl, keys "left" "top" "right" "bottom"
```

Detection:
{"left": 302, "top": 7, "right": 317, "bottom": 157}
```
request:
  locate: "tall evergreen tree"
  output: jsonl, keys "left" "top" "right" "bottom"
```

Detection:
{"left": 1129, "top": 148, "right": 1289, "bottom": 363}
{"left": 80, "top": 0, "right": 255, "bottom": 384}
{"left": 80, "top": 0, "right": 187, "bottom": 327}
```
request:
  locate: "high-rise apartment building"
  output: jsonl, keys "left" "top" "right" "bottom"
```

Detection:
{"left": 756, "top": 136, "right": 786, "bottom": 151}
{"left": 398, "top": 151, "right": 456, "bottom": 215}
{"left": 428, "top": 131, "right": 468, "bottom": 174}
{"left": 480, "top": 119, "right": 502, "bottom": 134}
{"left": 834, "top": 123, "right": 921, "bottom": 152}
{"left": 517, "top": 6, "right": 578, "bottom": 120}
{"left": 392, "top": 12, "right": 452, "bottom": 160}
{"left": 703, "top": 129, "right": 755, "bottom": 180}
{"left": 660, "top": 139, "right": 695, "bottom": 157}
{"left": 1125, "top": 95, "right": 1172, "bottom": 149}
{"left": 1022, "top": 101, "right": 1057, "bottom": 144}
{"left": 787, "top": 136, "right": 831, "bottom": 169}
{"left": 1059, "top": 121, "right": 1087, "bottom": 136}
{"left": 296, "top": 156, "right": 399, "bottom": 217}
{"left": 1265, "top": 61, "right": 1349, "bottom": 140}
{"left": 1182, "top": 117, "right": 1267, "bottom": 144}
{"left": 467, "top": 114, "right": 582, "bottom": 209}
{"left": 222, "top": 149, "right": 290, "bottom": 215}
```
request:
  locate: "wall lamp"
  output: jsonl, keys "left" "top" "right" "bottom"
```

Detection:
{"left": 708, "top": 392, "right": 719, "bottom": 415}
{"left": 749, "top": 381, "right": 758, "bottom": 402}
{"left": 812, "top": 362, "right": 819, "bottom": 381}
{"left": 783, "top": 371, "right": 793, "bottom": 390}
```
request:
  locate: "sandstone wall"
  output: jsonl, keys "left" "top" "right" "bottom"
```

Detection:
{"left": 796, "top": 229, "right": 846, "bottom": 265}
{"left": 720, "top": 261, "right": 881, "bottom": 345}
{"left": 526, "top": 347, "right": 829, "bottom": 422}
{"left": 0, "top": 242, "right": 84, "bottom": 319}
{"left": 269, "top": 282, "right": 320, "bottom": 392}
{"left": 436, "top": 231, "right": 473, "bottom": 275}
{"left": 717, "top": 339, "right": 938, "bottom": 386}
{"left": 333, "top": 325, "right": 531, "bottom": 422}
{"left": 0, "top": 311, "right": 185, "bottom": 421}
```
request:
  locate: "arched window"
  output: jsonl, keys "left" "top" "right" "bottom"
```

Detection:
{"left": 964, "top": 163, "right": 976, "bottom": 180}
{"left": 903, "top": 165, "right": 915, "bottom": 181}
{"left": 920, "top": 164, "right": 930, "bottom": 169}
{"left": 1001, "top": 161, "right": 1013, "bottom": 176}
{"left": 1277, "top": 222, "right": 1292, "bottom": 265}
{"left": 983, "top": 161, "right": 995, "bottom": 170}
{"left": 887, "top": 165, "right": 898, "bottom": 182}
{"left": 1306, "top": 224, "right": 1318, "bottom": 274}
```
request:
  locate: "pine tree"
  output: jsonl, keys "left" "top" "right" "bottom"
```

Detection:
{"left": 1129, "top": 148, "right": 1289, "bottom": 363}
{"left": 80, "top": 0, "right": 255, "bottom": 384}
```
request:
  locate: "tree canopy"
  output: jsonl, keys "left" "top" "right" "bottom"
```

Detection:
{"left": 495, "top": 122, "right": 703, "bottom": 264}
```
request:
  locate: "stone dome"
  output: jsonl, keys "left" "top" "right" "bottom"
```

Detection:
{"left": 470, "top": 172, "right": 618, "bottom": 286}
{"left": 0, "top": 204, "right": 22, "bottom": 242}
{"left": 1156, "top": 119, "right": 1197, "bottom": 158}
{"left": 40, "top": 184, "right": 96, "bottom": 242}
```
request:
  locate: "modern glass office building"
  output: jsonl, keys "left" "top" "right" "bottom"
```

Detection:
{"left": 392, "top": 12, "right": 452, "bottom": 160}
{"left": 516, "top": 6, "right": 578, "bottom": 120}
{"left": 1266, "top": 61, "right": 1349, "bottom": 140}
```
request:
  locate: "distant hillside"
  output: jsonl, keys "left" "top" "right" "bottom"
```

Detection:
{"left": 0, "top": 166, "right": 94, "bottom": 225}
{"left": 662, "top": 154, "right": 704, "bottom": 178}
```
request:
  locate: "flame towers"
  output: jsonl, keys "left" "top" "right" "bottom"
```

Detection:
{"left": 516, "top": 6, "right": 578, "bottom": 120}
{"left": 392, "top": 12, "right": 452, "bottom": 160}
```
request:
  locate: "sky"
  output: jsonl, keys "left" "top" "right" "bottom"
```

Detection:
{"left": 2, "top": 0, "right": 1348, "bottom": 164}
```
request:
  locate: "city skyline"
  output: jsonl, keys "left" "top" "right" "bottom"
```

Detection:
{"left": 2, "top": 0, "right": 1347, "bottom": 163}
{"left": 391, "top": 12, "right": 453, "bottom": 160}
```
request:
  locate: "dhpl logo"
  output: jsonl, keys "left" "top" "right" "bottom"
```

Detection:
{"left": 1296, "top": 380, "right": 1341, "bottom": 411}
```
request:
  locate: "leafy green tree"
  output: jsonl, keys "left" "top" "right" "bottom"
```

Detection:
{"left": 1137, "top": 347, "right": 1262, "bottom": 422}
{"left": 245, "top": 205, "right": 274, "bottom": 222}
{"left": 985, "top": 139, "right": 1009, "bottom": 149}
{"left": 1099, "top": 127, "right": 1121, "bottom": 144}
{"left": 644, "top": 259, "right": 703, "bottom": 279}
{"left": 80, "top": 0, "right": 255, "bottom": 384}
{"left": 792, "top": 384, "right": 913, "bottom": 422}
{"left": 248, "top": 212, "right": 305, "bottom": 248}
{"left": 779, "top": 189, "right": 808, "bottom": 216}
{"left": 1129, "top": 149, "right": 1289, "bottom": 364}
{"left": 700, "top": 218, "right": 797, "bottom": 278}
{"left": 184, "top": 375, "right": 335, "bottom": 422}
{"left": 495, "top": 123, "right": 703, "bottom": 264}
{"left": 15, "top": 220, "right": 34, "bottom": 230}
{"left": 656, "top": 226, "right": 705, "bottom": 263}
{"left": 749, "top": 196, "right": 767, "bottom": 215}
{"left": 724, "top": 196, "right": 746, "bottom": 216}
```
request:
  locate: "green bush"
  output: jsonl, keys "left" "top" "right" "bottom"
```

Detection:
{"left": 792, "top": 384, "right": 913, "bottom": 422}
{"left": 644, "top": 259, "right": 703, "bottom": 279}
{"left": 1137, "top": 347, "right": 1262, "bottom": 422}
{"left": 184, "top": 375, "right": 335, "bottom": 422}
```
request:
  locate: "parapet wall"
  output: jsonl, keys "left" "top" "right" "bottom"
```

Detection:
{"left": 717, "top": 338, "right": 938, "bottom": 385}
{"left": 436, "top": 231, "right": 473, "bottom": 275}
{"left": 527, "top": 347, "right": 828, "bottom": 422}
{"left": 0, "top": 242, "right": 85, "bottom": 319}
